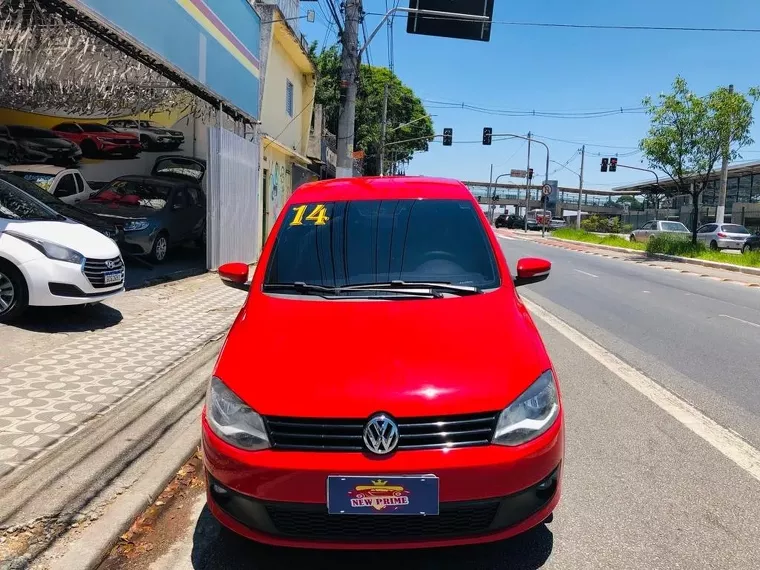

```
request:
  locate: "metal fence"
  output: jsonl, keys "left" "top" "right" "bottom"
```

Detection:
{"left": 206, "top": 127, "right": 260, "bottom": 270}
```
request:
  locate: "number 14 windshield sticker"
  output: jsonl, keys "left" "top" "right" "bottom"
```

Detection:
{"left": 290, "top": 204, "right": 330, "bottom": 226}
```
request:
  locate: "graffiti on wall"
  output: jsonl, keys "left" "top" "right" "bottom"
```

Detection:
{"left": 269, "top": 161, "right": 290, "bottom": 222}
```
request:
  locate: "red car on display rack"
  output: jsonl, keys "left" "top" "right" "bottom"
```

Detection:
{"left": 51, "top": 122, "right": 142, "bottom": 158}
{"left": 202, "top": 176, "right": 564, "bottom": 549}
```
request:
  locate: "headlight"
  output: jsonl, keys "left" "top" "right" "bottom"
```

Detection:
{"left": 5, "top": 231, "right": 84, "bottom": 264}
{"left": 206, "top": 377, "right": 270, "bottom": 451}
{"left": 493, "top": 370, "right": 559, "bottom": 446}
{"left": 123, "top": 220, "right": 150, "bottom": 232}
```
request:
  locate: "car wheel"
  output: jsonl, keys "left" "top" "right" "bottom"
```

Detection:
{"left": 743, "top": 244, "right": 752, "bottom": 254}
{"left": 150, "top": 232, "right": 170, "bottom": 263}
{"left": 81, "top": 139, "right": 98, "bottom": 158}
{"left": 0, "top": 260, "right": 29, "bottom": 323}
{"left": 6, "top": 145, "right": 18, "bottom": 164}
{"left": 195, "top": 225, "right": 207, "bottom": 249}
{"left": 629, "top": 234, "right": 636, "bottom": 242}
{"left": 140, "top": 135, "right": 152, "bottom": 150}
{"left": 710, "top": 240, "right": 719, "bottom": 251}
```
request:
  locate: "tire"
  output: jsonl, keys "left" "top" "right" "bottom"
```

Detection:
{"left": 710, "top": 240, "right": 719, "bottom": 251}
{"left": 0, "top": 260, "right": 29, "bottom": 323}
{"left": 195, "top": 225, "right": 206, "bottom": 249}
{"left": 743, "top": 244, "right": 752, "bottom": 254}
{"left": 140, "top": 135, "right": 152, "bottom": 150}
{"left": 630, "top": 234, "right": 636, "bottom": 242}
{"left": 150, "top": 232, "right": 170, "bottom": 263}
{"left": 80, "top": 139, "right": 98, "bottom": 158}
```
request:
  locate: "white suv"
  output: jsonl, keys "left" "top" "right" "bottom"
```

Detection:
{"left": 0, "top": 177, "right": 124, "bottom": 322}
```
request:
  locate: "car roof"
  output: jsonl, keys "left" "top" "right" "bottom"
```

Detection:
{"left": 291, "top": 176, "right": 474, "bottom": 202}
{"left": 3, "top": 164, "right": 67, "bottom": 175}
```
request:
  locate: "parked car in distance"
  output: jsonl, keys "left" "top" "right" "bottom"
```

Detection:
{"left": 52, "top": 122, "right": 141, "bottom": 158}
{"left": 3, "top": 164, "right": 94, "bottom": 204}
{"left": 79, "top": 174, "right": 205, "bottom": 263}
{"left": 695, "top": 223, "right": 751, "bottom": 251}
{"left": 0, "top": 125, "right": 21, "bottom": 164}
{"left": 549, "top": 217, "right": 567, "bottom": 230}
{"left": 630, "top": 220, "right": 690, "bottom": 243}
{"left": 206, "top": 176, "right": 563, "bottom": 549}
{"left": 0, "top": 177, "right": 124, "bottom": 323}
{"left": 106, "top": 119, "right": 184, "bottom": 150}
{"left": 4, "top": 125, "right": 82, "bottom": 165}
{"left": 741, "top": 233, "right": 760, "bottom": 254}
{"left": 495, "top": 213, "right": 525, "bottom": 229}
{"left": 0, "top": 171, "right": 122, "bottom": 242}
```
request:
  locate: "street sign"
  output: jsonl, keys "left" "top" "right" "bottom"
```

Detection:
{"left": 406, "top": 0, "right": 494, "bottom": 42}
{"left": 542, "top": 184, "right": 552, "bottom": 197}
{"left": 510, "top": 169, "right": 528, "bottom": 178}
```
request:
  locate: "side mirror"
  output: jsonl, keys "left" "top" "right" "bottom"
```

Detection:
{"left": 514, "top": 257, "right": 551, "bottom": 287}
{"left": 219, "top": 262, "right": 250, "bottom": 291}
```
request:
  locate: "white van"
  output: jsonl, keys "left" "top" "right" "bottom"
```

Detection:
{"left": 0, "top": 177, "right": 125, "bottom": 322}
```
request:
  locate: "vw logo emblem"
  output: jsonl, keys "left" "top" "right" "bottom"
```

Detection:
{"left": 105, "top": 260, "right": 116, "bottom": 269}
{"left": 363, "top": 414, "right": 399, "bottom": 455}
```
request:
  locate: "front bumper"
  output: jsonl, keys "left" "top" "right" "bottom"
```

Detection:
{"left": 101, "top": 140, "right": 141, "bottom": 154}
{"left": 118, "top": 227, "right": 159, "bottom": 256}
{"left": 202, "top": 413, "right": 563, "bottom": 549}
{"left": 20, "top": 256, "right": 124, "bottom": 307}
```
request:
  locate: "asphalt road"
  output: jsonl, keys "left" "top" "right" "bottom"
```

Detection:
{"left": 94, "top": 242, "right": 760, "bottom": 570}
{"left": 500, "top": 235, "right": 760, "bottom": 448}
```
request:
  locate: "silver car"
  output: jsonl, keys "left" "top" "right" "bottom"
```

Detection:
{"left": 630, "top": 220, "right": 690, "bottom": 243}
{"left": 696, "top": 223, "right": 751, "bottom": 251}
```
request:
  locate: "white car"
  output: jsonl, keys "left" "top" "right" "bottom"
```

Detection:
{"left": 695, "top": 223, "right": 751, "bottom": 251}
{"left": 2, "top": 164, "right": 93, "bottom": 205}
{"left": 0, "top": 177, "right": 124, "bottom": 323}
{"left": 630, "top": 220, "right": 690, "bottom": 243}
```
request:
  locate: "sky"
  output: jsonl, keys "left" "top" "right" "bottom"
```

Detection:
{"left": 299, "top": 0, "right": 760, "bottom": 192}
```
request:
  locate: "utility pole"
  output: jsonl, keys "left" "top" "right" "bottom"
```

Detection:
{"left": 378, "top": 83, "right": 389, "bottom": 176}
{"left": 716, "top": 84, "right": 734, "bottom": 224}
{"left": 336, "top": 0, "right": 361, "bottom": 179}
{"left": 576, "top": 145, "right": 585, "bottom": 229}
{"left": 487, "top": 163, "right": 494, "bottom": 222}
{"left": 523, "top": 132, "right": 532, "bottom": 231}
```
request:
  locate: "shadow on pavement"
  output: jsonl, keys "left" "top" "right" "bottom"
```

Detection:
{"left": 124, "top": 246, "right": 206, "bottom": 291}
{"left": 8, "top": 302, "right": 123, "bottom": 333}
{"left": 190, "top": 505, "right": 553, "bottom": 570}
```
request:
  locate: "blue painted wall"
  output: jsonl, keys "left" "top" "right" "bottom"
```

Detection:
{"left": 70, "top": 0, "right": 261, "bottom": 119}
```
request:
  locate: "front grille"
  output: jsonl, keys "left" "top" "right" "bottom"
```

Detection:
{"left": 265, "top": 412, "right": 499, "bottom": 452}
{"left": 264, "top": 501, "right": 500, "bottom": 541}
{"left": 83, "top": 256, "right": 124, "bottom": 289}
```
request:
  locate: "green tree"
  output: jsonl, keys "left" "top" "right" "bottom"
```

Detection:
{"left": 309, "top": 42, "right": 434, "bottom": 176}
{"left": 640, "top": 76, "right": 760, "bottom": 243}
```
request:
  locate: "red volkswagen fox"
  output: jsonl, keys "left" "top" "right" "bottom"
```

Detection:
{"left": 202, "top": 176, "right": 563, "bottom": 549}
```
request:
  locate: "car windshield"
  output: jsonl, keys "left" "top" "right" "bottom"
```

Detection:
{"left": 91, "top": 179, "right": 170, "bottom": 210}
{"left": 722, "top": 224, "right": 749, "bottom": 234}
{"left": 14, "top": 172, "right": 55, "bottom": 191}
{"left": 139, "top": 121, "right": 161, "bottom": 128}
{"left": 264, "top": 199, "right": 500, "bottom": 291}
{"left": 80, "top": 124, "right": 117, "bottom": 133}
{"left": 0, "top": 172, "right": 60, "bottom": 206}
{"left": 661, "top": 222, "right": 689, "bottom": 232}
{"left": 0, "top": 178, "right": 61, "bottom": 221}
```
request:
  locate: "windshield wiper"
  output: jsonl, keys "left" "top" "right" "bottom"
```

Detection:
{"left": 342, "top": 280, "right": 483, "bottom": 296}
{"left": 263, "top": 282, "right": 444, "bottom": 298}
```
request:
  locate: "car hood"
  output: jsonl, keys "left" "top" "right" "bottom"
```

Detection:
{"left": 214, "top": 291, "right": 552, "bottom": 418}
{"left": 78, "top": 200, "right": 161, "bottom": 220}
{"left": 24, "top": 137, "right": 75, "bottom": 150}
{"left": 54, "top": 204, "right": 117, "bottom": 230}
{"left": 5, "top": 219, "right": 120, "bottom": 259}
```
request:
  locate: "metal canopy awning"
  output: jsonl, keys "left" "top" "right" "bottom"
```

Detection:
{"left": 36, "top": 0, "right": 257, "bottom": 124}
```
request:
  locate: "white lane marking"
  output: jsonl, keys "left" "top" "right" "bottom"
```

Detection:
{"left": 523, "top": 298, "right": 760, "bottom": 484}
{"left": 642, "top": 290, "right": 651, "bottom": 294}
{"left": 720, "top": 314, "right": 760, "bottom": 328}
{"left": 574, "top": 269, "right": 598, "bottom": 278}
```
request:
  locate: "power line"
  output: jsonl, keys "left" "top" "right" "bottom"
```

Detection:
{"left": 422, "top": 99, "right": 645, "bottom": 119}
{"left": 530, "top": 133, "right": 640, "bottom": 150}
{"left": 363, "top": 13, "right": 760, "bottom": 34}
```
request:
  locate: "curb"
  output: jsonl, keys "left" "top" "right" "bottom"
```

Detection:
{"left": 47, "top": 425, "right": 201, "bottom": 570}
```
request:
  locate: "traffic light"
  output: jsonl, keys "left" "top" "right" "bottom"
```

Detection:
{"left": 609, "top": 157, "right": 618, "bottom": 172}
{"left": 482, "top": 127, "right": 492, "bottom": 145}
{"left": 601, "top": 158, "right": 609, "bottom": 172}
{"left": 528, "top": 168, "right": 534, "bottom": 179}
{"left": 442, "top": 128, "right": 453, "bottom": 146}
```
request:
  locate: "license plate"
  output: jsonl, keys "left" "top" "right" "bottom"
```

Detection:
{"left": 103, "top": 270, "right": 123, "bottom": 285}
{"left": 327, "top": 475, "right": 439, "bottom": 515}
